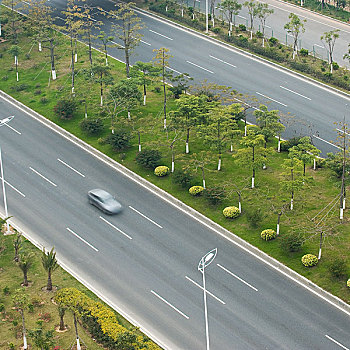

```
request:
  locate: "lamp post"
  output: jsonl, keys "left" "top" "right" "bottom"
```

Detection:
{"left": 0, "top": 116, "right": 14, "bottom": 234}
{"left": 198, "top": 248, "right": 217, "bottom": 350}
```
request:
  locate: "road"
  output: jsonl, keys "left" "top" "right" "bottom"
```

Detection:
{"left": 0, "top": 93, "right": 349, "bottom": 349}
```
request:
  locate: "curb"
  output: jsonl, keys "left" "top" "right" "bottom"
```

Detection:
{"left": 1, "top": 88, "right": 349, "bottom": 317}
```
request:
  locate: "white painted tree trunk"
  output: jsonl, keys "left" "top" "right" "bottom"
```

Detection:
{"left": 228, "top": 30, "right": 231, "bottom": 37}
{"left": 262, "top": 164, "right": 266, "bottom": 170}
{"left": 250, "top": 30, "right": 253, "bottom": 40}
{"left": 105, "top": 57, "right": 108, "bottom": 66}
{"left": 276, "top": 223, "right": 280, "bottom": 236}
{"left": 318, "top": 247, "right": 322, "bottom": 260}
{"left": 292, "top": 50, "right": 296, "bottom": 60}
{"left": 165, "top": 5, "right": 168, "bottom": 11}
{"left": 238, "top": 201, "right": 241, "bottom": 213}
{"left": 262, "top": 37, "right": 265, "bottom": 47}
{"left": 85, "top": 111, "right": 87, "bottom": 119}
{"left": 212, "top": 17, "right": 215, "bottom": 27}
{"left": 290, "top": 198, "right": 294, "bottom": 210}
{"left": 343, "top": 197, "right": 346, "bottom": 210}
{"left": 313, "top": 158, "right": 316, "bottom": 170}
{"left": 182, "top": 8, "right": 184, "bottom": 16}
{"left": 23, "top": 335, "right": 27, "bottom": 350}
{"left": 75, "top": 53, "right": 78, "bottom": 63}
{"left": 15, "top": 56, "right": 17, "bottom": 64}
{"left": 100, "top": 95, "right": 103, "bottom": 106}
{"left": 330, "top": 63, "right": 333, "bottom": 74}
{"left": 138, "top": 144, "right": 141, "bottom": 152}
{"left": 192, "top": 13, "right": 195, "bottom": 20}
{"left": 52, "top": 70, "right": 56, "bottom": 80}
{"left": 251, "top": 177, "right": 255, "bottom": 188}
{"left": 230, "top": 144, "right": 233, "bottom": 152}
{"left": 217, "top": 158, "right": 221, "bottom": 171}
{"left": 244, "top": 124, "right": 247, "bottom": 136}
{"left": 16, "top": 72, "right": 19, "bottom": 81}
{"left": 186, "top": 142, "right": 189, "bottom": 154}
{"left": 72, "top": 86, "right": 75, "bottom": 94}
{"left": 164, "top": 118, "right": 167, "bottom": 129}
{"left": 340, "top": 207, "right": 344, "bottom": 220}
{"left": 38, "top": 42, "right": 42, "bottom": 52}
{"left": 171, "top": 161, "right": 175, "bottom": 173}
{"left": 203, "top": 179, "right": 206, "bottom": 189}
{"left": 230, "top": 22, "right": 232, "bottom": 31}
{"left": 128, "top": 111, "right": 131, "bottom": 120}
{"left": 278, "top": 140, "right": 281, "bottom": 152}
{"left": 143, "top": 94, "right": 146, "bottom": 106}
{"left": 76, "top": 338, "right": 81, "bottom": 350}
{"left": 112, "top": 128, "right": 115, "bottom": 134}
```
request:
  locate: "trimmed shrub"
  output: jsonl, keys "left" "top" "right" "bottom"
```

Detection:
{"left": 261, "top": 229, "right": 276, "bottom": 241}
{"left": 136, "top": 149, "right": 162, "bottom": 169}
{"left": 328, "top": 258, "right": 348, "bottom": 279}
{"left": 268, "top": 37, "right": 278, "bottom": 46}
{"left": 255, "top": 31, "right": 263, "bottom": 38}
{"left": 54, "top": 98, "right": 77, "bottom": 119}
{"left": 301, "top": 254, "right": 318, "bottom": 267}
{"left": 246, "top": 208, "right": 262, "bottom": 228}
{"left": 332, "top": 62, "right": 339, "bottom": 70}
{"left": 154, "top": 166, "right": 169, "bottom": 177}
{"left": 238, "top": 24, "right": 246, "bottom": 31}
{"left": 100, "top": 130, "right": 131, "bottom": 151}
{"left": 203, "top": 186, "right": 226, "bottom": 205}
{"left": 171, "top": 168, "right": 194, "bottom": 189}
{"left": 300, "top": 48, "right": 308, "bottom": 56}
{"left": 223, "top": 206, "right": 240, "bottom": 219}
{"left": 280, "top": 232, "right": 304, "bottom": 252}
{"left": 189, "top": 186, "right": 204, "bottom": 196}
{"left": 11, "top": 84, "right": 29, "bottom": 92}
{"left": 80, "top": 118, "right": 104, "bottom": 136}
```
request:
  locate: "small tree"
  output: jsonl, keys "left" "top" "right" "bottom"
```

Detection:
{"left": 28, "top": 321, "right": 54, "bottom": 350}
{"left": 284, "top": 13, "right": 306, "bottom": 59}
{"left": 217, "top": 0, "right": 242, "bottom": 35}
{"left": 58, "top": 306, "right": 66, "bottom": 331}
{"left": 321, "top": 29, "right": 340, "bottom": 73}
{"left": 244, "top": 0, "right": 259, "bottom": 39}
{"left": 257, "top": 3, "right": 274, "bottom": 47}
{"left": 97, "top": 31, "right": 114, "bottom": 66}
{"left": 91, "top": 58, "right": 113, "bottom": 107}
{"left": 18, "top": 252, "right": 34, "bottom": 287}
{"left": 41, "top": 247, "right": 58, "bottom": 291}
{"left": 13, "top": 233, "right": 22, "bottom": 262}
{"left": 12, "top": 289, "right": 28, "bottom": 350}
{"left": 9, "top": 45, "right": 21, "bottom": 81}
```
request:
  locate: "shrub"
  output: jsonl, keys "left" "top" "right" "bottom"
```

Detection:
{"left": 171, "top": 168, "right": 194, "bottom": 189}
{"left": 2, "top": 75, "right": 8, "bottom": 81}
{"left": 0, "top": 303, "right": 4, "bottom": 313}
{"left": 54, "top": 98, "right": 77, "bottom": 119}
{"left": 100, "top": 131, "right": 131, "bottom": 151}
{"left": 3, "top": 286, "right": 10, "bottom": 295}
{"left": 280, "top": 137, "right": 302, "bottom": 152}
{"left": 27, "top": 303, "right": 34, "bottom": 313}
{"left": 332, "top": 62, "right": 339, "bottom": 70}
{"left": 238, "top": 24, "right": 246, "bottom": 31}
{"left": 154, "top": 166, "right": 169, "bottom": 177}
{"left": 40, "top": 97, "right": 48, "bottom": 104}
{"left": 246, "top": 208, "right": 262, "bottom": 228}
{"left": 300, "top": 48, "right": 308, "bottom": 56}
{"left": 347, "top": 278, "right": 350, "bottom": 288}
{"left": 34, "top": 89, "right": 41, "bottom": 95}
{"left": 203, "top": 186, "right": 226, "bottom": 205}
{"left": 223, "top": 206, "right": 240, "bottom": 218}
{"left": 301, "top": 254, "right": 318, "bottom": 267}
{"left": 189, "top": 186, "right": 204, "bottom": 196}
{"left": 261, "top": 229, "right": 276, "bottom": 241}
{"left": 11, "top": 84, "right": 29, "bottom": 92}
{"left": 325, "top": 152, "right": 350, "bottom": 178}
{"left": 328, "top": 258, "right": 348, "bottom": 279}
{"left": 280, "top": 232, "right": 304, "bottom": 252}
{"left": 136, "top": 149, "right": 162, "bottom": 169}
{"left": 80, "top": 118, "right": 104, "bottom": 136}
{"left": 268, "top": 37, "right": 278, "bottom": 46}
{"left": 212, "top": 27, "right": 221, "bottom": 34}
{"left": 255, "top": 31, "right": 263, "bottom": 38}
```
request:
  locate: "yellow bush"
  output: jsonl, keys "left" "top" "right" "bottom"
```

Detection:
{"left": 189, "top": 185, "right": 204, "bottom": 196}
{"left": 223, "top": 206, "right": 240, "bottom": 218}
{"left": 154, "top": 165, "right": 169, "bottom": 177}
{"left": 261, "top": 229, "right": 276, "bottom": 241}
{"left": 301, "top": 254, "right": 318, "bottom": 267}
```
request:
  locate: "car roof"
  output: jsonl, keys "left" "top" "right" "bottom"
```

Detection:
{"left": 89, "top": 189, "right": 112, "bottom": 199}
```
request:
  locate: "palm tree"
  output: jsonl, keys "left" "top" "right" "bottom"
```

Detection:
{"left": 13, "top": 233, "right": 22, "bottom": 262}
{"left": 58, "top": 306, "right": 66, "bottom": 331}
{"left": 18, "top": 252, "right": 34, "bottom": 286}
{"left": 41, "top": 247, "right": 58, "bottom": 291}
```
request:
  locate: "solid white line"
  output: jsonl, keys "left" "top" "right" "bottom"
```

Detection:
{"left": 209, "top": 55, "right": 236, "bottom": 68}
{"left": 5, "top": 123, "right": 21, "bottom": 134}
{"left": 185, "top": 276, "right": 225, "bottom": 304}
{"left": 325, "top": 335, "right": 349, "bottom": 350}
{"left": 128, "top": 206, "right": 163, "bottom": 228}
{"left": 280, "top": 86, "right": 311, "bottom": 100}
{"left": 314, "top": 43, "right": 324, "bottom": 49}
{"left": 265, "top": 25, "right": 271, "bottom": 29}
{"left": 166, "top": 66, "right": 183, "bottom": 75}
{"left": 140, "top": 39, "right": 151, "bottom": 46}
{"left": 29, "top": 167, "right": 57, "bottom": 187}
{"left": 256, "top": 92, "right": 287, "bottom": 107}
{"left": 57, "top": 158, "right": 85, "bottom": 177}
{"left": 0, "top": 176, "right": 25, "bottom": 197}
{"left": 336, "top": 128, "right": 350, "bottom": 136}
{"left": 237, "top": 15, "right": 246, "bottom": 19}
{"left": 217, "top": 264, "right": 258, "bottom": 292}
{"left": 313, "top": 135, "right": 341, "bottom": 149}
{"left": 99, "top": 216, "right": 132, "bottom": 240}
{"left": 66, "top": 227, "right": 99, "bottom": 252}
{"left": 186, "top": 60, "right": 214, "bottom": 74}
{"left": 149, "top": 29, "right": 173, "bottom": 40}
{"left": 151, "top": 290, "right": 189, "bottom": 319}
{"left": 111, "top": 41, "right": 124, "bottom": 48}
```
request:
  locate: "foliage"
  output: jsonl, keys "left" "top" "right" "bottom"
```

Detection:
{"left": 260, "top": 229, "right": 276, "bottom": 241}
{"left": 80, "top": 118, "right": 104, "bottom": 136}
{"left": 41, "top": 247, "right": 58, "bottom": 291}
{"left": 203, "top": 186, "right": 226, "bottom": 205}
{"left": 347, "top": 279, "right": 350, "bottom": 288}
{"left": 54, "top": 98, "right": 77, "bottom": 119}
{"left": 171, "top": 168, "right": 194, "bottom": 189}
{"left": 301, "top": 254, "right": 318, "bottom": 267}
{"left": 279, "top": 232, "right": 304, "bottom": 252}
{"left": 135, "top": 149, "right": 162, "bottom": 169}
{"left": 189, "top": 186, "right": 204, "bottom": 196}
{"left": 223, "top": 206, "right": 240, "bottom": 218}
{"left": 154, "top": 165, "right": 170, "bottom": 177}
{"left": 246, "top": 208, "right": 263, "bottom": 228}
{"left": 280, "top": 137, "right": 303, "bottom": 152}
{"left": 325, "top": 152, "right": 350, "bottom": 178}
{"left": 28, "top": 321, "right": 54, "bottom": 350}
{"left": 328, "top": 258, "right": 348, "bottom": 279}
{"left": 300, "top": 48, "right": 308, "bottom": 56}
{"left": 100, "top": 130, "right": 131, "bottom": 151}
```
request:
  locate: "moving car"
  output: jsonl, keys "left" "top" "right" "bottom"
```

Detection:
{"left": 88, "top": 189, "right": 122, "bottom": 214}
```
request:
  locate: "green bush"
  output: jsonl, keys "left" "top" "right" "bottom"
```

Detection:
{"left": 268, "top": 37, "right": 278, "bottom": 46}
{"left": 189, "top": 186, "right": 204, "bottom": 196}
{"left": 300, "top": 48, "right": 309, "bottom": 56}
{"left": 135, "top": 149, "right": 162, "bottom": 169}
{"left": 11, "top": 83, "right": 29, "bottom": 92}
{"left": 301, "top": 254, "right": 318, "bottom": 267}
{"left": 328, "top": 257, "right": 348, "bottom": 279}
{"left": 332, "top": 62, "right": 339, "bottom": 70}
{"left": 246, "top": 208, "right": 262, "bottom": 228}
{"left": 212, "top": 27, "right": 221, "bottom": 34}
{"left": 80, "top": 118, "right": 104, "bottom": 136}
{"left": 154, "top": 165, "right": 169, "bottom": 177}
{"left": 100, "top": 130, "right": 131, "bottom": 151}
{"left": 0, "top": 303, "right": 4, "bottom": 313}
{"left": 238, "top": 24, "right": 246, "bottom": 31}
{"left": 54, "top": 98, "right": 77, "bottom": 119}
{"left": 223, "top": 206, "right": 240, "bottom": 219}
{"left": 280, "top": 137, "right": 303, "bottom": 152}
{"left": 255, "top": 31, "right": 263, "bottom": 38}
{"left": 261, "top": 229, "right": 276, "bottom": 241}
{"left": 171, "top": 168, "right": 194, "bottom": 189}
{"left": 280, "top": 232, "right": 304, "bottom": 252}
{"left": 203, "top": 186, "right": 226, "bottom": 205}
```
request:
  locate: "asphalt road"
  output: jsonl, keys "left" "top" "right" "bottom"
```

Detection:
{"left": 0, "top": 93, "right": 349, "bottom": 349}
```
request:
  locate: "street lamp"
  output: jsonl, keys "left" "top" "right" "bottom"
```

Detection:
{"left": 0, "top": 116, "right": 14, "bottom": 234}
{"left": 198, "top": 248, "right": 217, "bottom": 350}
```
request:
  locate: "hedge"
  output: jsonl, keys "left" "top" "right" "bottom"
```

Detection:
{"left": 154, "top": 165, "right": 170, "bottom": 177}
{"left": 189, "top": 185, "right": 204, "bottom": 196}
{"left": 223, "top": 206, "right": 240, "bottom": 219}
{"left": 301, "top": 254, "right": 318, "bottom": 267}
{"left": 260, "top": 229, "right": 276, "bottom": 241}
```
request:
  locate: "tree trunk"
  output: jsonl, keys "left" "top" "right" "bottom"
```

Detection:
{"left": 50, "top": 39, "right": 56, "bottom": 80}
{"left": 125, "top": 46, "right": 130, "bottom": 78}
{"left": 88, "top": 33, "right": 92, "bottom": 67}
{"left": 186, "top": 128, "right": 190, "bottom": 153}
{"left": 73, "top": 313, "right": 81, "bottom": 350}
{"left": 138, "top": 131, "right": 141, "bottom": 152}
{"left": 47, "top": 270, "right": 52, "bottom": 291}
{"left": 59, "top": 313, "right": 65, "bottom": 331}
{"left": 100, "top": 79, "right": 103, "bottom": 106}
{"left": 71, "top": 38, "right": 75, "bottom": 94}
{"left": 143, "top": 84, "right": 147, "bottom": 105}
{"left": 202, "top": 167, "right": 206, "bottom": 189}
{"left": 23, "top": 270, "right": 28, "bottom": 286}
{"left": 20, "top": 310, "right": 27, "bottom": 350}
{"left": 163, "top": 69, "right": 167, "bottom": 128}
{"left": 318, "top": 231, "right": 323, "bottom": 260}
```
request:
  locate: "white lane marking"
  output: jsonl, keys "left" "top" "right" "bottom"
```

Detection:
{"left": 66, "top": 227, "right": 99, "bottom": 252}
{"left": 256, "top": 92, "right": 287, "bottom": 107}
{"left": 186, "top": 60, "right": 214, "bottom": 74}
{"left": 237, "top": 15, "right": 246, "bottom": 19}
{"left": 29, "top": 167, "right": 57, "bottom": 187}
{"left": 217, "top": 264, "right": 258, "bottom": 292}
{"left": 140, "top": 39, "right": 151, "bottom": 46}
{"left": 185, "top": 276, "right": 225, "bottom": 304}
{"left": 314, "top": 43, "right": 324, "bottom": 49}
{"left": 313, "top": 135, "right": 341, "bottom": 149}
{"left": 57, "top": 158, "right": 85, "bottom": 177}
{"left": 166, "top": 66, "right": 184, "bottom": 75}
{"left": 128, "top": 206, "right": 163, "bottom": 228}
{"left": 325, "top": 335, "right": 349, "bottom": 350}
{"left": 5, "top": 123, "right": 21, "bottom": 134}
{"left": 336, "top": 128, "right": 350, "bottom": 136}
{"left": 280, "top": 86, "right": 311, "bottom": 100}
{"left": 149, "top": 29, "right": 173, "bottom": 40}
{"left": 111, "top": 41, "right": 124, "bottom": 48}
{"left": 209, "top": 55, "right": 236, "bottom": 68}
{"left": 99, "top": 216, "right": 132, "bottom": 240}
{"left": 151, "top": 290, "right": 189, "bottom": 319}
{"left": 0, "top": 176, "right": 25, "bottom": 197}
{"left": 265, "top": 25, "right": 271, "bottom": 29}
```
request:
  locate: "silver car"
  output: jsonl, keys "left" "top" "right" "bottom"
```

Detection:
{"left": 88, "top": 189, "right": 122, "bottom": 214}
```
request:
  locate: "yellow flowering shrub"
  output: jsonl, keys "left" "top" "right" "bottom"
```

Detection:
{"left": 223, "top": 206, "right": 240, "bottom": 218}
{"left": 154, "top": 165, "right": 169, "bottom": 177}
{"left": 189, "top": 185, "right": 204, "bottom": 196}
{"left": 301, "top": 254, "right": 318, "bottom": 267}
{"left": 261, "top": 229, "right": 276, "bottom": 241}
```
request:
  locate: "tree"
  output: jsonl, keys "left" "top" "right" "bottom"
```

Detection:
{"left": 321, "top": 29, "right": 340, "bottom": 73}
{"left": 217, "top": 0, "right": 242, "bottom": 35}
{"left": 153, "top": 47, "right": 173, "bottom": 129}
{"left": 3, "top": 0, "right": 22, "bottom": 43}
{"left": 41, "top": 247, "right": 58, "bottom": 291}
{"left": 284, "top": 13, "right": 306, "bottom": 59}
{"left": 97, "top": 31, "right": 115, "bottom": 66}
{"left": 110, "top": 2, "right": 144, "bottom": 78}
{"left": 257, "top": 3, "right": 273, "bottom": 47}
{"left": 9, "top": 44, "right": 21, "bottom": 81}
{"left": 18, "top": 252, "right": 34, "bottom": 287}
{"left": 13, "top": 233, "right": 22, "bottom": 262}
{"left": 244, "top": 0, "right": 259, "bottom": 39}
{"left": 12, "top": 289, "right": 28, "bottom": 350}
{"left": 58, "top": 306, "right": 66, "bottom": 331}
{"left": 169, "top": 73, "right": 193, "bottom": 98}
{"left": 28, "top": 321, "right": 54, "bottom": 350}
{"left": 91, "top": 58, "right": 113, "bottom": 107}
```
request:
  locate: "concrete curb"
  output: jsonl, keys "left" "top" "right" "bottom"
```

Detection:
{"left": 1, "top": 89, "right": 349, "bottom": 316}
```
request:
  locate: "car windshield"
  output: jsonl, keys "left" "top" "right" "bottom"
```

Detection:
{"left": 100, "top": 193, "right": 114, "bottom": 203}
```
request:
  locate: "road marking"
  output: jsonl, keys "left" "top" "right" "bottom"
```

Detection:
{"left": 151, "top": 290, "right": 189, "bottom": 319}
{"left": 66, "top": 227, "right": 99, "bottom": 252}
{"left": 185, "top": 276, "right": 225, "bottom": 304}
{"left": 313, "top": 135, "right": 341, "bottom": 149}
{"left": 314, "top": 43, "right": 324, "bottom": 49}
{"left": 265, "top": 25, "right": 271, "bottom": 29}
{"left": 29, "top": 167, "right": 57, "bottom": 187}
{"left": 256, "top": 92, "right": 287, "bottom": 107}
{"left": 111, "top": 41, "right": 124, "bottom": 48}
{"left": 237, "top": 15, "right": 246, "bottom": 19}
{"left": 217, "top": 264, "right": 258, "bottom": 292}
{"left": 149, "top": 29, "right": 173, "bottom": 40}
{"left": 209, "top": 55, "right": 236, "bottom": 68}
{"left": 325, "top": 335, "right": 349, "bottom": 350}
{"left": 99, "top": 216, "right": 132, "bottom": 240}
{"left": 128, "top": 206, "right": 163, "bottom": 228}
{"left": 140, "top": 39, "right": 151, "bottom": 46}
{"left": 0, "top": 176, "right": 25, "bottom": 197}
{"left": 57, "top": 158, "right": 85, "bottom": 177}
{"left": 336, "top": 128, "right": 350, "bottom": 136}
{"left": 166, "top": 66, "right": 184, "bottom": 75}
{"left": 280, "top": 86, "right": 311, "bottom": 100}
{"left": 186, "top": 60, "right": 214, "bottom": 74}
{"left": 5, "top": 123, "right": 21, "bottom": 134}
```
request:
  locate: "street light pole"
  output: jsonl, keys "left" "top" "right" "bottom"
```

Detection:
{"left": 198, "top": 248, "right": 217, "bottom": 350}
